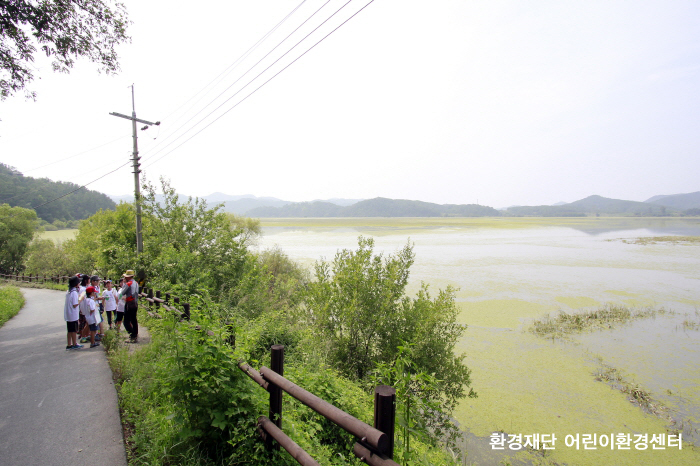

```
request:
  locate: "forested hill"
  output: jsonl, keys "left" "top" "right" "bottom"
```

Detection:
{"left": 247, "top": 197, "right": 500, "bottom": 217}
{"left": 0, "top": 164, "right": 115, "bottom": 224}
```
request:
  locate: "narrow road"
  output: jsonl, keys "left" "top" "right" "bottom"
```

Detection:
{"left": 0, "top": 287, "right": 127, "bottom": 466}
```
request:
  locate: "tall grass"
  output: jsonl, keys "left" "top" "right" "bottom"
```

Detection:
{"left": 0, "top": 286, "right": 25, "bottom": 327}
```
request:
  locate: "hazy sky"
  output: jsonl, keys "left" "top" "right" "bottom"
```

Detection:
{"left": 1, "top": 0, "right": 699, "bottom": 208}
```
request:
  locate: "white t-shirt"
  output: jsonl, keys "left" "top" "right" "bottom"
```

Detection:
{"left": 64, "top": 288, "right": 79, "bottom": 322}
{"left": 102, "top": 288, "right": 118, "bottom": 312}
{"left": 85, "top": 298, "right": 102, "bottom": 325}
{"left": 117, "top": 286, "right": 126, "bottom": 313}
{"left": 78, "top": 285, "right": 89, "bottom": 316}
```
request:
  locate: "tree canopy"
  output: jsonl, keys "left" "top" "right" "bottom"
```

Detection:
{"left": 0, "top": 0, "right": 130, "bottom": 100}
{"left": 0, "top": 203, "right": 36, "bottom": 273}
{"left": 0, "top": 163, "right": 116, "bottom": 224}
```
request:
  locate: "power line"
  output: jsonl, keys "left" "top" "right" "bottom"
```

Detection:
{"left": 0, "top": 151, "right": 131, "bottom": 205}
{"left": 157, "top": 0, "right": 309, "bottom": 128}
{"left": 19, "top": 135, "right": 129, "bottom": 174}
{"left": 143, "top": 0, "right": 369, "bottom": 168}
{"left": 30, "top": 160, "right": 132, "bottom": 210}
{"left": 146, "top": 0, "right": 331, "bottom": 158}
{"left": 23, "top": 0, "right": 377, "bottom": 211}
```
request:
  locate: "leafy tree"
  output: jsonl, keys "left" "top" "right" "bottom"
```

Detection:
{"left": 24, "top": 238, "right": 74, "bottom": 277}
{"left": 0, "top": 203, "right": 37, "bottom": 273}
{"left": 0, "top": 0, "right": 130, "bottom": 100}
{"left": 305, "top": 237, "right": 475, "bottom": 405}
{"left": 63, "top": 202, "right": 136, "bottom": 276}
{"left": 140, "top": 178, "right": 250, "bottom": 300}
{"left": 226, "top": 213, "right": 261, "bottom": 247}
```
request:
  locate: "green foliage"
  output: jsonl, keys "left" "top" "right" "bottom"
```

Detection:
{"left": 225, "top": 213, "right": 262, "bottom": 247}
{"left": 283, "top": 364, "right": 372, "bottom": 462}
{"left": 372, "top": 345, "right": 461, "bottom": 465}
{"left": 305, "top": 237, "right": 474, "bottom": 403}
{"left": 0, "top": 0, "right": 131, "bottom": 100}
{"left": 0, "top": 203, "right": 37, "bottom": 273}
{"left": 226, "top": 247, "right": 308, "bottom": 321}
{"left": 305, "top": 236, "right": 475, "bottom": 460}
{"left": 140, "top": 179, "right": 249, "bottom": 300}
{"left": 0, "top": 285, "right": 24, "bottom": 327}
{"left": 24, "top": 238, "right": 74, "bottom": 277}
{"left": 63, "top": 202, "right": 136, "bottom": 277}
{"left": 306, "top": 236, "right": 414, "bottom": 380}
{"left": 0, "top": 164, "right": 116, "bottom": 223}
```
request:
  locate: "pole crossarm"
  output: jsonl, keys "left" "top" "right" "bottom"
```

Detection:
{"left": 109, "top": 111, "right": 160, "bottom": 126}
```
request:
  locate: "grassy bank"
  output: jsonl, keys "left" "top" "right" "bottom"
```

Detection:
{"left": 0, "top": 286, "right": 25, "bottom": 327}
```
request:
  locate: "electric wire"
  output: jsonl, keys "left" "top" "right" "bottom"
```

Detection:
{"left": 157, "top": 0, "right": 308, "bottom": 128}
{"left": 146, "top": 0, "right": 331, "bottom": 158}
{"left": 144, "top": 0, "right": 375, "bottom": 169}
{"left": 21, "top": 0, "right": 376, "bottom": 211}
{"left": 30, "top": 159, "right": 132, "bottom": 210}
{"left": 0, "top": 150, "right": 132, "bottom": 205}
{"left": 19, "top": 135, "right": 130, "bottom": 174}
{"left": 0, "top": 136, "right": 129, "bottom": 203}
{"left": 142, "top": 0, "right": 362, "bottom": 168}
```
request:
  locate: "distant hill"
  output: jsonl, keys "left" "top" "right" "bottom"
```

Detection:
{"left": 645, "top": 191, "right": 700, "bottom": 210}
{"left": 0, "top": 163, "right": 115, "bottom": 224}
{"left": 109, "top": 193, "right": 361, "bottom": 215}
{"left": 248, "top": 197, "right": 500, "bottom": 217}
{"left": 506, "top": 195, "right": 672, "bottom": 217}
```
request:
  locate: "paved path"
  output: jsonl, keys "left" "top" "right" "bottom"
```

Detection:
{"left": 0, "top": 288, "right": 127, "bottom": 466}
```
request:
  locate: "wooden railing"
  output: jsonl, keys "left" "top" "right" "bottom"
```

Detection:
{"left": 239, "top": 345, "right": 399, "bottom": 466}
{"left": 0, "top": 273, "right": 71, "bottom": 284}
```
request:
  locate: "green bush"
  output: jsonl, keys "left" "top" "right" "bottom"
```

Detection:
{"left": 0, "top": 285, "right": 24, "bottom": 327}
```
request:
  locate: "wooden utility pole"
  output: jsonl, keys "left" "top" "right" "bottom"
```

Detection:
{"left": 110, "top": 85, "right": 159, "bottom": 255}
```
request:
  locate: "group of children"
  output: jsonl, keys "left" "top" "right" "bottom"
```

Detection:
{"left": 63, "top": 273, "right": 127, "bottom": 350}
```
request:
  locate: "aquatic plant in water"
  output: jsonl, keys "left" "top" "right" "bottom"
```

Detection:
{"left": 528, "top": 305, "right": 666, "bottom": 339}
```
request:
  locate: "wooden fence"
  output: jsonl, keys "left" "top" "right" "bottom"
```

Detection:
{"left": 0, "top": 273, "right": 71, "bottom": 284}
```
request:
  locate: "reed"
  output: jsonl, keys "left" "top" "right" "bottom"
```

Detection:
{"left": 528, "top": 304, "right": 665, "bottom": 339}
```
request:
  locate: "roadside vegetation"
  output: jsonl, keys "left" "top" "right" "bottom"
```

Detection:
{"left": 0, "top": 285, "right": 25, "bottom": 327}
{"left": 9, "top": 177, "right": 475, "bottom": 465}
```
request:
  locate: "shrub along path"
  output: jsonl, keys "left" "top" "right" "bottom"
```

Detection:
{"left": 0, "top": 287, "right": 127, "bottom": 466}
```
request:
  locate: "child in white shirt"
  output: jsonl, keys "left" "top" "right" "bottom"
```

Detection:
{"left": 85, "top": 286, "right": 102, "bottom": 348}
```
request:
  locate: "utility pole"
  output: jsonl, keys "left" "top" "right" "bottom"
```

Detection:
{"left": 110, "top": 85, "right": 160, "bottom": 256}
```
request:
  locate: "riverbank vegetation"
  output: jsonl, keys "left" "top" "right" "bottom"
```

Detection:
{"left": 0, "top": 285, "right": 25, "bottom": 327}
{"left": 34, "top": 178, "right": 475, "bottom": 465}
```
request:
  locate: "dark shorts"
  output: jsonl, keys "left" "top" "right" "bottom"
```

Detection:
{"left": 115, "top": 311, "right": 124, "bottom": 322}
{"left": 89, "top": 323, "right": 99, "bottom": 331}
{"left": 66, "top": 321, "right": 78, "bottom": 333}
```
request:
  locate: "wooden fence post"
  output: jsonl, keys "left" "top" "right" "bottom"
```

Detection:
{"left": 374, "top": 385, "right": 396, "bottom": 459}
{"left": 268, "top": 345, "right": 285, "bottom": 450}
{"left": 182, "top": 303, "right": 190, "bottom": 320}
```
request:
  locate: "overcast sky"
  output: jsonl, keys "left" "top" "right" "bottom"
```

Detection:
{"left": 1, "top": 0, "right": 699, "bottom": 208}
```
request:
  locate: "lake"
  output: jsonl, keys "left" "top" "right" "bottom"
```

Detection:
{"left": 256, "top": 217, "right": 700, "bottom": 466}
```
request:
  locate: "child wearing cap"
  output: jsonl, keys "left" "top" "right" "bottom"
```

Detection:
{"left": 64, "top": 276, "right": 83, "bottom": 350}
{"left": 84, "top": 286, "right": 102, "bottom": 348}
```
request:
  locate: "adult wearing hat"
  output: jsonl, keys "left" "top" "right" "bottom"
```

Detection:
{"left": 119, "top": 269, "right": 140, "bottom": 343}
